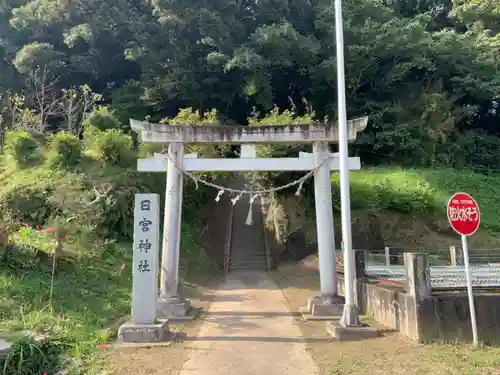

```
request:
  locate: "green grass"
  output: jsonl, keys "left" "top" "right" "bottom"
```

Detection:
{"left": 0, "top": 149, "right": 216, "bottom": 374}
{"left": 333, "top": 167, "right": 500, "bottom": 232}
{"left": 0, "top": 233, "right": 131, "bottom": 374}
{"left": 0, "top": 156, "right": 138, "bottom": 374}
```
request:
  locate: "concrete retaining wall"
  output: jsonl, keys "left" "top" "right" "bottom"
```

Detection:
{"left": 339, "top": 271, "right": 500, "bottom": 345}
{"left": 338, "top": 276, "right": 418, "bottom": 339}
{"left": 418, "top": 294, "right": 500, "bottom": 345}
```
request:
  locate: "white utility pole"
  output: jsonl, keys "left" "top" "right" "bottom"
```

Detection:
{"left": 334, "top": 0, "right": 361, "bottom": 326}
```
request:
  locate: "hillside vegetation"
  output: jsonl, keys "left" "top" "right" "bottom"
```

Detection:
{"left": 265, "top": 166, "right": 500, "bottom": 265}
{"left": 0, "top": 116, "right": 216, "bottom": 374}
{"left": 339, "top": 167, "right": 500, "bottom": 231}
{"left": 337, "top": 167, "right": 500, "bottom": 249}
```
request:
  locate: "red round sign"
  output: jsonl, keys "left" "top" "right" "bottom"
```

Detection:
{"left": 447, "top": 192, "right": 480, "bottom": 236}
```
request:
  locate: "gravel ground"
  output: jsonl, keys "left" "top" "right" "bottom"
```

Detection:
{"left": 273, "top": 260, "right": 500, "bottom": 375}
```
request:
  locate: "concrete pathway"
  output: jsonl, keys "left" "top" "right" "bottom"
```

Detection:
{"left": 178, "top": 271, "right": 320, "bottom": 375}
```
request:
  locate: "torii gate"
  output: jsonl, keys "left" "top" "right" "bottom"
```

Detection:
{"left": 131, "top": 116, "right": 368, "bottom": 319}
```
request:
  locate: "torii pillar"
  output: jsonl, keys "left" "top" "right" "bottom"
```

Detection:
{"left": 158, "top": 142, "right": 191, "bottom": 318}
{"left": 131, "top": 117, "right": 368, "bottom": 319}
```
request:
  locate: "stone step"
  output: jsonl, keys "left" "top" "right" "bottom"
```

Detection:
{"left": 230, "top": 262, "right": 268, "bottom": 267}
{"left": 230, "top": 246, "right": 265, "bottom": 252}
{"left": 230, "top": 245, "right": 266, "bottom": 251}
{"left": 231, "top": 254, "right": 266, "bottom": 257}
{"left": 231, "top": 238, "right": 264, "bottom": 242}
{"left": 230, "top": 266, "right": 267, "bottom": 271}
{"left": 230, "top": 249, "right": 266, "bottom": 253}
{"left": 231, "top": 253, "right": 266, "bottom": 258}
{"left": 230, "top": 268, "right": 267, "bottom": 271}
{"left": 231, "top": 254, "right": 265, "bottom": 258}
{"left": 229, "top": 252, "right": 266, "bottom": 259}
{"left": 230, "top": 258, "right": 266, "bottom": 262}
{"left": 230, "top": 242, "right": 265, "bottom": 247}
{"left": 230, "top": 238, "right": 265, "bottom": 244}
{"left": 231, "top": 250, "right": 266, "bottom": 253}
{"left": 229, "top": 261, "right": 267, "bottom": 268}
{"left": 230, "top": 246, "right": 265, "bottom": 251}
{"left": 230, "top": 252, "right": 266, "bottom": 257}
{"left": 231, "top": 256, "right": 267, "bottom": 261}
{"left": 228, "top": 186, "right": 268, "bottom": 273}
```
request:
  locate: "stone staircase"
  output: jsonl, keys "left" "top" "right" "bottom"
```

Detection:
{"left": 228, "top": 193, "right": 268, "bottom": 271}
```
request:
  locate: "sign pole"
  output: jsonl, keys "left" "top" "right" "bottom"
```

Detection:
{"left": 447, "top": 192, "right": 480, "bottom": 347}
{"left": 461, "top": 234, "right": 478, "bottom": 346}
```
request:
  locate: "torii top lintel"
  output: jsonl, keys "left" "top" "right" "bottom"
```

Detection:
{"left": 130, "top": 116, "right": 368, "bottom": 144}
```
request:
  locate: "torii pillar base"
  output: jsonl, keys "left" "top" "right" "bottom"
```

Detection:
{"left": 157, "top": 297, "right": 199, "bottom": 321}
{"left": 118, "top": 319, "right": 171, "bottom": 343}
{"left": 326, "top": 321, "right": 379, "bottom": 341}
{"left": 301, "top": 295, "right": 345, "bottom": 321}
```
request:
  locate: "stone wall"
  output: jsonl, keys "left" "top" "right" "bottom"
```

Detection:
{"left": 342, "top": 252, "right": 500, "bottom": 345}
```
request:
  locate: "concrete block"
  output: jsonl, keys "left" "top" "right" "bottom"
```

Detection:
{"left": 157, "top": 297, "right": 194, "bottom": 320}
{"left": 118, "top": 319, "right": 170, "bottom": 343}
{"left": 404, "top": 252, "right": 431, "bottom": 300}
{"left": 326, "top": 321, "right": 379, "bottom": 341}
{"left": 166, "top": 307, "right": 201, "bottom": 322}
{"left": 307, "top": 295, "right": 345, "bottom": 316}
{"left": 299, "top": 307, "right": 342, "bottom": 321}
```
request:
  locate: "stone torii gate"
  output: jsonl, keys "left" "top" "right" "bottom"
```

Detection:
{"left": 131, "top": 117, "right": 368, "bottom": 320}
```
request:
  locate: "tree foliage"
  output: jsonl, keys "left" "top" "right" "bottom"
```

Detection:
{"left": 0, "top": 0, "right": 499, "bottom": 168}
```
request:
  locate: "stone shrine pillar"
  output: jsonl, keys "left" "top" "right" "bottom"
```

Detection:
{"left": 118, "top": 194, "right": 170, "bottom": 342}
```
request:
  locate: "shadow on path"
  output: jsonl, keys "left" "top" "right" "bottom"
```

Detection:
{"left": 197, "top": 293, "right": 249, "bottom": 302}
{"left": 175, "top": 332, "right": 333, "bottom": 343}
{"left": 205, "top": 311, "right": 302, "bottom": 318}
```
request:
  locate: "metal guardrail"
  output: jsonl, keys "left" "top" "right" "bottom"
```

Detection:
{"left": 260, "top": 198, "right": 273, "bottom": 271}
{"left": 223, "top": 198, "right": 235, "bottom": 273}
{"left": 365, "top": 264, "right": 500, "bottom": 289}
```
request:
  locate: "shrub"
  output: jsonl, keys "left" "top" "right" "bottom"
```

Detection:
{"left": 87, "top": 171, "right": 164, "bottom": 239}
{"left": 450, "top": 130, "right": 500, "bottom": 172}
{"left": 0, "top": 185, "right": 57, "bottom": 227}
{"left": 13, "top": 108, "right": 39, "bottom": 132}
{"left": 4, "top": 131, "right": 42, "bottom": 168}
{"left": 46, "top": 132, "right": 82, "bottom": 168}
{"left": 82, "top": 106, "right": 123, "bottom": 132}
{"left": 160, "top": 108, "right": 230, "bottom": 158}
{"left": 87, "top": 128, "right": 135, "bottom": 167}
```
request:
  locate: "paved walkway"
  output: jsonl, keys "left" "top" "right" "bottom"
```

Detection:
{"left": 178, "top": 271, "right": 320, "bottom": 375}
